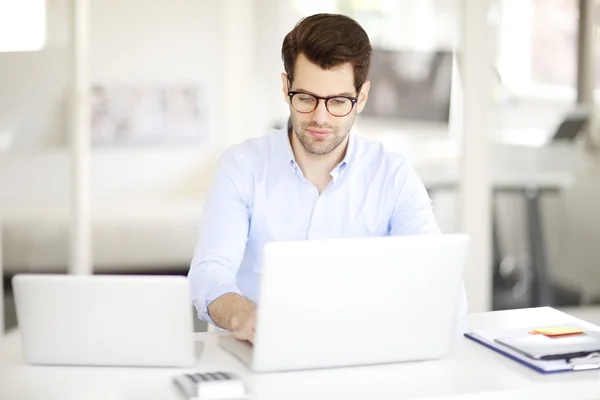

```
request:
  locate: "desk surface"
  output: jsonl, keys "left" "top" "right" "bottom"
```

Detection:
{"left": 2, "top": 307, "right": 600, "bottom": 400}
{"left": 420, "top": 170, "right": 575, "bottom": 192}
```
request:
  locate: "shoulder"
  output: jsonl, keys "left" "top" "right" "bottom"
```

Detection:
{"left": 218, "top": 128, "right": 283, "bottom": 170}
{"left": 210, "top": 129, "right": 284, "bottom": 200}
{"left": 352, "top": 134, "right": 414, "bottom": 177}
{"left": 351, "top": 134, "right": 428, "bottom": 200}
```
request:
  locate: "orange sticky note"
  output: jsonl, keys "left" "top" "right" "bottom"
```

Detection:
{"left": 530, "top": 326, "right": 584, "bottom": 337}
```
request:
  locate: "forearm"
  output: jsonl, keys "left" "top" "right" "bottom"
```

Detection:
{"left": 188, "top": 147, "right": 251, "bottom": 323}
{"left": 207, "top": 293, "right": 255, "bottom": 331}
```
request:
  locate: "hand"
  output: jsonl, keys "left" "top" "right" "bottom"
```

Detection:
{"left": 230, "top": 307, "right": 256, "bottom": 344}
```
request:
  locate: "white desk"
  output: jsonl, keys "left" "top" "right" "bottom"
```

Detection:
{"left": 1, "top": 307, "right": 600, "bottom": 400}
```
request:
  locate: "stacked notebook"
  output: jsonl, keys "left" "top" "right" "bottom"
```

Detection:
{"left": 465, "top": 323, "right": 600, "bottom": 373}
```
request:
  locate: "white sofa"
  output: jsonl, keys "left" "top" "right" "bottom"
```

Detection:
{"left": 3, "top": 202, "right": 204, "bottom": 273}
{"left": 1, "top": 146, "right": 216, "bottom": 274}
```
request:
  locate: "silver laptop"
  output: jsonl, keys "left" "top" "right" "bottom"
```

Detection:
{"left": 12, "top": 274, "right": 196, "bottom": 367}
{"left": 219, "top": 234, "right": 469, "bottom": 372}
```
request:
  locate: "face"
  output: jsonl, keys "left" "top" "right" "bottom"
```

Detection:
{"left": 282, "top": 53, "right": 370, "bottom": 156}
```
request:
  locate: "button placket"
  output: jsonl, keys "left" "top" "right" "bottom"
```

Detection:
{"left": 307, "top": 192, "right": 327, "bottom": 239}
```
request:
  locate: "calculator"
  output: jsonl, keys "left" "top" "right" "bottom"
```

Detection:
{"left": 172, "top": 371, "right": 249, "bottom": 400}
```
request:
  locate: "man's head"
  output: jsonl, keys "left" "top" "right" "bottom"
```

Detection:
{"left": 281, "top": 13, "right": 372, "bottom": 156}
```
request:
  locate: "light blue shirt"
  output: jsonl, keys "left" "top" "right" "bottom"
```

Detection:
{"left": 188, "top": 128, "right": 467, "bottom": 322}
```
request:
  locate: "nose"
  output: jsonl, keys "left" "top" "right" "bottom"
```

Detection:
{"left": 312, "top": 99, "right": 329, "bottom": 125}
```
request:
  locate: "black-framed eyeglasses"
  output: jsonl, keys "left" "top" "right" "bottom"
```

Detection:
{"left": 287, "top": 90, "right": 358, "bottom": 117}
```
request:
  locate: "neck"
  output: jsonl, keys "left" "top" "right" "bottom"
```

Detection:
{"left": 290, "top": 131, "right": 348, "bottom": 178}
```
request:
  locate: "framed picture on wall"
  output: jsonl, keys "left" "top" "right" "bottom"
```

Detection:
{"left": 361, "top": 49, "right": 453, "bottom": 123}
{"left": 90, "top": 85, "right": 209, "bottom": 145}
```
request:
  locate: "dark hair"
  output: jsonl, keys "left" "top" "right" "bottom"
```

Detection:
{"left": 281, "top": 13, "right": 372, "bottom": 94}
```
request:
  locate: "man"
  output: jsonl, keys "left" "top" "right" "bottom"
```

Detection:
{"left": 188, "top": 13, "right": 467, "bottom": 343}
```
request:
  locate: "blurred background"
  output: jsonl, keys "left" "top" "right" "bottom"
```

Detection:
{"left": 2, "top": 0, "right": 600, "bottom": 333}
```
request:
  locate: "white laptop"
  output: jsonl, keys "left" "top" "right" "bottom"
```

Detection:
{"left": 219, "top": 234, "right": 469, "bottom": 372}
{"left": 12, "top": 274, "right": 196, "bottom": 367}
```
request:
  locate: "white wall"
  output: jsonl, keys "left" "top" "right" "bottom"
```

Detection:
{"left": 0, "top": 0, "right": 228, "bottom": 206}
{"left": 0, "top": 0, "right": 224, "bottom": 149}
{"left": 90, "top": 0, "right": 220, "bottom": 84}
{"left": 0, "top": 0, "right": 72, "bottom": 148}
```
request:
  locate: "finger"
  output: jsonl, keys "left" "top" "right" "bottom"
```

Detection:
{"left": 232, "top": 329, "right": 248, "bottom": 341}
{"left": 238, "top": 323, "right": 254, "bottom": 344}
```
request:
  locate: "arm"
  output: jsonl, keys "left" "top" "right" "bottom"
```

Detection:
{"left": 388, "top": 160, "right": 441, "bottom": 237}
{"left": 187, "top": 149, "right": 256, "bottom": 336}
{"left": 389, "top": 159, "right": 468, "bottom": 320}
{"left": 208, "top": 293, "right": 256, "bottom": 341}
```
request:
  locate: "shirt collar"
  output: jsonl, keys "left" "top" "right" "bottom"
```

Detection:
{"left": 339, "top": 130, "right": 355, "bottom": 168}
{"left": 282, "top": 127, "right": 297, "bottom": 169}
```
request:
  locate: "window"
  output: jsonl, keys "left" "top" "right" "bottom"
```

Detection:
{"left": 498, "top": 0, "right": 600, "bottom": 99}
{"left": 531, "top": 0, "right": 579, "bottom": 88}
{"left": 292, "top": 0, "right": 457, "bottom": 51}
{"left": 0, "top": 0, "right": 46, "bottom": 52}
{"left": 293, "top": 0, "right": 600, "bottom": 101}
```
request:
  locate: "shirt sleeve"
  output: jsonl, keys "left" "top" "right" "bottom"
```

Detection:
{"left": 187, "top": 148, "right": 251, "bottom": 323}
{"left": 389, "top": 158, "right": 468, "bottom": 320}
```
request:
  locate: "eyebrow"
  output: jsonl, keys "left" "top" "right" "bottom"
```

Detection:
{"left": 293, "top": 88, "right": 356, "bottom": 97}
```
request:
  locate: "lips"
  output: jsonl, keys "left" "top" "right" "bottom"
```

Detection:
{"left": 307, "top": 129, "right": 331, "bottom": 138}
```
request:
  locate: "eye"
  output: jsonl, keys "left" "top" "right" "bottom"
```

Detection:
{"left": 298, "top": 95, "right": 315, "bottom": 103}
{"left": 330, "top": 97, "right": 349, "bottom": 105}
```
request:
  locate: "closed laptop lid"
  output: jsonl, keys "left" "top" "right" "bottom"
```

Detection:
{"left": 12, "top": 274, "right": 196, "bottom": 367}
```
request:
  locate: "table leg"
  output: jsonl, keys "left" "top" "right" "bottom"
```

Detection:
{"left": 524, "top": 188, "right": 553, "bottom": 306}
{"left": 0, "top": 222, "right": 4, "bottom": 335}
{"left": 492, "top": 193, "right": 502, "bottom": 284}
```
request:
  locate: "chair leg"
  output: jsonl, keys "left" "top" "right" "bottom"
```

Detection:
{"left": 525, "top": 188, "right": 553, "bottom": 307}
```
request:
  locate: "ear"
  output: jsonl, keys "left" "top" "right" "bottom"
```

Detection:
{"left": 356, "top": 80, "right": 371, "bottom": 113}
{"left": 281, "top": 73, "right": 291, "bottom": 105}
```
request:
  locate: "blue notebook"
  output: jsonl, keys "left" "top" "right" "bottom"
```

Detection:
{"left": 464, "top": 323, "right": 600, "bottom": 374}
